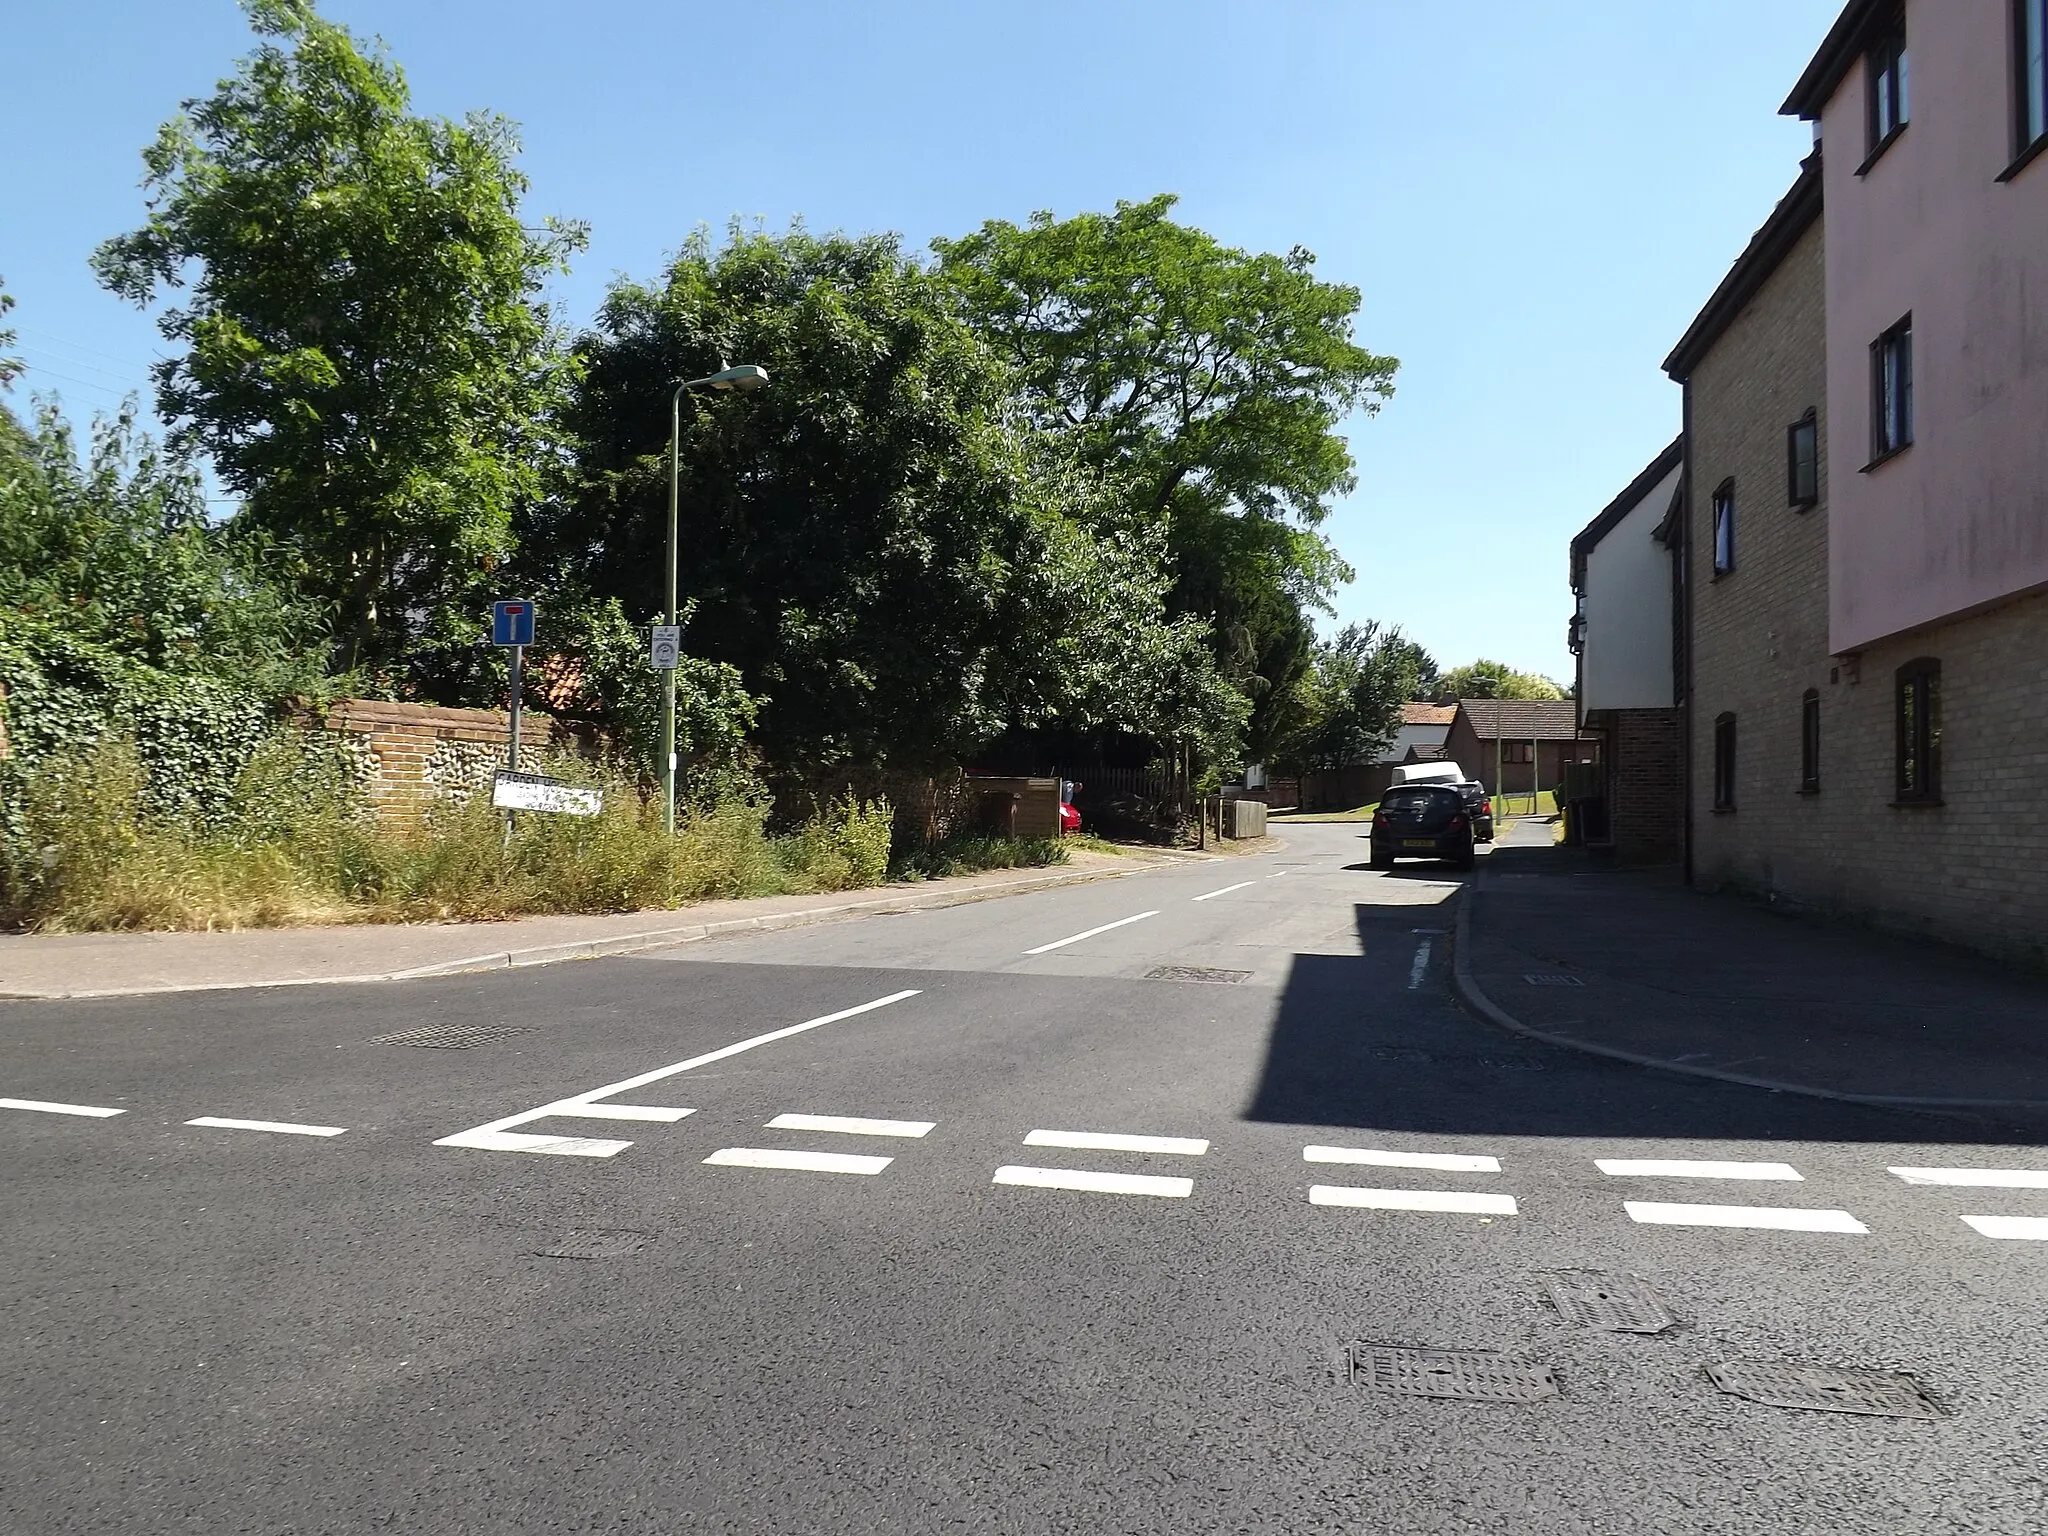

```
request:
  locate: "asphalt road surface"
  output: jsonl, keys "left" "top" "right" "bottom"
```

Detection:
{"left": 5, "top": 824, "right": 2046, "bottom": 1534}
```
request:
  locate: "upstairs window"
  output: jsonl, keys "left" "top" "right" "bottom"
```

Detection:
{"left": 1787, "top": 410, "right": 1819, "bottom": 508}
{"left": 1711, "top": 480, "right": 1736, "bottom": 575}
{"left": 1800, "top": 690, "right": 1821, "bottom": 792}
{"left": 1871, "top": 317, "right": 1914, "bottom": 462}
{"left": 1713, "top": 714, "right": 1738, "bottom": 811}
{"left": 2021, "top": 0, "right": 2048, "bottom": 157}
{"left": 1501, "top": 742, "right": 1534, "bottom": 765}
{"left": 1895, "top": 658, "right": 1942, "bottom": 804}
{"left": 1867, "top": 20, "right": 1909, "bottom": 158}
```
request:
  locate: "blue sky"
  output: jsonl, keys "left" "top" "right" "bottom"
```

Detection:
{"left": 1, "top": 0, "right": 1839, "bottom": 681}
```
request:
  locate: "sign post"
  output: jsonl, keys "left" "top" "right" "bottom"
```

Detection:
{"left": 491, "top": 600, "right": 536, "bottom": 841}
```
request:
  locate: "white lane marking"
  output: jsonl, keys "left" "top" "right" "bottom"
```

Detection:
{"left": 1597, "top": 1159, "right": 1802, "bottom": 1181}
{"left": 1310, "top": 1186, "right": 1518, "bottom": 1215}
{"left": 185, "top": 1116, "right": 346, "bottom": 1137}
{"left": 1265, "top": 871, "right": 1292, "bottom": 879}
{"left": 434, "top": 989, "right": 921, "bottom": 1156}
{"left": 0, "top": 1097, "right": 125, "bottom": 1118}
{"left": 1022, "top": 911, "right": 1159, "bottom": 955}
{"left": 1890, "top": 1165, "right": 2048, "bottom": 1189}
{"left": 548, "top": 1103, "right": 696, "bottom": 1122}
{"left": 1407, "top": 939, "right": 1433, "bottom": 989}
{"left": 1624, "top": 1201, "right": 1867, "bottom": 1233}
{"left": 1024, "top": 1129, "right": 1209, "bottom": 1156}
{"left": 1305, "top": 1145, "right": 1500, "bottom": 1173}
{"left": 993, "top": 1165, "right": 1193, "bottom": 1198}
{"left": 767, "top": 1113, "right": 935, "bottom": 1138}
{"left": 1962, "top": 1215, "right": 2048, "bottom": 1240}
{"left": 704, "top": 1147, "right": 892, "bottom": 1175}
{"left": 1192, "top": 881, "right": 1255, "bottom": 903}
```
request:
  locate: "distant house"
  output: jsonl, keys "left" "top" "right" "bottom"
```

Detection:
{"left": 1444, "top": 699, "right": 1599, "bottom": 798}
{"left": 1377, "top": 702, "right": 1455, "bottom": 766}
{"left": 1296, "top": 701, "right": 1457, "bottom": 810}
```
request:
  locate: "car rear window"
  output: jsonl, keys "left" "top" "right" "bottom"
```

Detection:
{"left": 1382, "top": 787, "right": 1457, "bottom": 811}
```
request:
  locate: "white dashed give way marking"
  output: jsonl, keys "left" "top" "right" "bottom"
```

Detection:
{"left": 0, "top": 1097, "right": 125, "bottom": 1118}
{"left": 1961, "top": 1215, "right": 2048, "bottom": 1240}
{"left": 1597, "top": 1159, "right": 1802, "bottom": 1180}
{"left": 186, "top": 1117, "right": 346, "bottom": 1137}
{"left": 1305, "top": 1145, "right": 1500, "bottom": 1173}
{"left": 1890, "top": 1165, "right": 2048, "bottom": 1188}
{"left": 1407, "top": 939, "right": 1433, "bottom": 989}
{"left": 993, "top": 1166, "right": 1193, "bottom": 1199}
{"left": 705, "top": 1148, "right": 892, "bottom": 1176}
{"left": 1310, "top": 1186, "right": 1517, "bottom": 1215}
{"left": 433, "top": 989, "right": 921, "bottom": 1157}
{"left": 1191, "top": 881, "right": 1255, "bottom": 902}
{"left": 1021, "top": 911, "right": 1159, "bottom": 955}
{"left": 1024, "top": 1129, "right": 1209, "bottom": 1156}
{"left": 1624, "top": 1201, "right": 1867, "bottom": 1234}
{"left": 767, "top": 1114, "right": 934, "bottom": 1138}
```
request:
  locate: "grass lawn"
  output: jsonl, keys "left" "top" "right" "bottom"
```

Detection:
{"left": 1270, "top": 802, "right": 1379, "bottom": 823}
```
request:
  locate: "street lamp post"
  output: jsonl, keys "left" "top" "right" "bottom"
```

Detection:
{"left": 664, "top": 364, "right": 769, "bottom": 837}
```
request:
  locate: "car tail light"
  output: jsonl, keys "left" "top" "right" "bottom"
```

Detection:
{"left": 1372, "top": 811, "right": 1388, "bottom": 829}
{"left": 1450, "top": 814, "right": 1468, "bottom": 830}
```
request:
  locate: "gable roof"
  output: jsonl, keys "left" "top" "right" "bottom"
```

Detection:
{"left": 1454, "top": 698, "right": 1588, "bottom": 741}
{"left": 1782, "top": 0, "right": 1894, "bottom": 120}
{"left": 1570, "top": 437, "right": 1684, "bottom": 590}
{"left": 1401, "top": 702, "right": 1456, "bottom": 727}
{"left": 1663, "top": 151, "right": 1823, "bottom": 382}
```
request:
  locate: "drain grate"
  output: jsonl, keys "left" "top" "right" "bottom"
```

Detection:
{"left": 537, "top": 1230, "right": 646, "bottom": 1261}
{"left": 1145, "top": 965, "right": 1252, "bottom": 984}
{"left": 1544, "top": 1272, "right": 1677, "bottom": 1334}
{"left": 1706, "top": 1361, "right": 1944, "bottom": 1419}
{"left": 1523, "top": 974, "right": 1584, "bottom": 987}
{"left": 1345, "top": 1345, "right": 1558, "bottom": 1403}
{"left": 370, "top": 1023, "right": 534, "bottom": 1050}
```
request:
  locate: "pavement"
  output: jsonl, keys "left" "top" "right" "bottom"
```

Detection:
{"left": 1456, "top": 819, "right": 2048, "bottom": 1125}
{"left": 6, "top": 824, "right": 2048, "bottom": 1533}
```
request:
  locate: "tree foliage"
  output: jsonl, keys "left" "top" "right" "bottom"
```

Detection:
{"left": 91, "top": 0, "right": 586, "bottom": 684}
{"left": 531, "top": 225, "right": 1238, "bottom": 775}
{"left": 1284, "top": 621, "right": 1435, "bottom": 771}
{"left": 0, "top": 277, "right": 21, "bottom": 391}
{"left": 1435, "top": 659, "right": 1566, "bottom": 702}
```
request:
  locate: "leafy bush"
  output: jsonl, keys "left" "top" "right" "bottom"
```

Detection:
{"left": 889, "top": 835, "right": 1069, "bottom": 883}
{"left": 778, "top": 796, "right": 893, "bottom": 893}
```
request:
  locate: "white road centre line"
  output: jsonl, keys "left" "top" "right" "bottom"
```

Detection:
{"left": 1624, "top": 1201, "right": 1868, "bottom": 1233}
{"left": 546, "top": 1103, "right": 696, "bottom": 1122}
{"left": 1889, "top": 1165, "right": 2048, "bottom": 1189}
{"left": 1597, "top": 1159, "right": 1803, "bottom": 1181}
{"left": 185, "top": 1116, "right": 347, "bottom": 1137}
{"left": 1961, "top": 1215, "right": 2048, "bottom": 1240}
{"left": 1191, "top": 881, "right": 1255, "bottom": 902}
{"left": 0, "top": 1097, "right": 125, "bottom": 1118}
{"left": 1407, "top": 939, "right": 1433, "bottom": 989}
{"left": 704, "top": 1147, "right": 892, "bottom": 1176}
{"left": 1024, "top": 1129, "right": 1209, "bottom": 1155}
{"left": 1265, "top": 870, "right": 1292, "bottom": 879}
{"left": 1309, "top": 1186, "right": 1518, "bottom": 1215}
{"left": 1021, "top": 911, "right": 1159, "bottom": 955}
{"left": 767, "top": 1113, "right": 935, "bottom": 1138}
{"left": 1305, "top": 1145, "right": 1501, "bottom": 1173}
{"left": 433, "top": 988, "right": 922, "bottom": 1157}
{"left": 993, "top": 1165, "right": 1193, "bottom": 1198}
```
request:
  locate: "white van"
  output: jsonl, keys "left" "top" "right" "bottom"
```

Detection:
{"left": 1391, "top": 762, "right": 1466, "bottom": 787}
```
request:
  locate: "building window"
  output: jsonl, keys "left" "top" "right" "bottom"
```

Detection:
{"left": 1799, "top": 690, "right": 1821, "bottom": 792}
{"left": 1867, "top": 19, "right": 1909, "bottom": 158}
{"left": 1894, "top": 658, "right": 1942, "bottom": 804}
{"left": 1787, "top": 410, "right": 1819, "bottom": 508}
{"left": 1871, "top": 317, "right": 1913, "bottom": 463}
{"left": 1712, "top": 714, "right": 1737, "bottom": 811}
{"left": 1711, "top": 480, "right": 1736, "bottom": 575}
{"left": 1501, "top": 742, "right": 1534, "bottom": 765}
{"left": 2020, "top": 0, "right": 2048, "bottom": 158}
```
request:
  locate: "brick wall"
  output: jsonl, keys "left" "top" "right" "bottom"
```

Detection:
{"left": 1685, "top": 214, "right": 2048, "bottom": 966}
{"left": 319, "top": 699, "right": 563, "bottom": 818}
{"left": 1595, "top": 707, "right": 1683, "bottom": 864}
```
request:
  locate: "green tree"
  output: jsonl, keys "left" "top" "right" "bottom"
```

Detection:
{"left": 536, "top": 225, "right": 1233, "bottom": 774}
{"left": 91, "top": 0, "right": 586, "bottom": 686}
{"left": 1284, "top": 621, "right": 1432, "bottom": 771}
{"left": 933, "top": 195, "right": 1399, "bottom": 758}
{"left": 1436, "top": 659, "right": 1566, "bottom": 702}
{"left": 0, "top": 277, "right": 21, "bottom": 391}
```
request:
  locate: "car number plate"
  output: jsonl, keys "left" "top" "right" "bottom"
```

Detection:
{"left": 1402, "top": 838, "right": 1436, "bottom": 849}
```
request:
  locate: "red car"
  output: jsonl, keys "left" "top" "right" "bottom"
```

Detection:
{"left": 1059, "top": 780, "right": 1082, "bottom": 835}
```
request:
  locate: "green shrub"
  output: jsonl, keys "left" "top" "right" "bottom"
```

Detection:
{"left": 889, "top": 834, "right": 1069, "bottom": 882}
{"left": 779, "top": 796, "right": 894, "bottom": 893}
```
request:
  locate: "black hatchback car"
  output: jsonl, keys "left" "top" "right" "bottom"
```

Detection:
{"left": 1369, "top": 784, "right": 1477, "bottom": 870}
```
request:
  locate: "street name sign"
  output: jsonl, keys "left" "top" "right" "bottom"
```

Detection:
{"left": 490, "top": 770, "right": 602, "bottom": 817}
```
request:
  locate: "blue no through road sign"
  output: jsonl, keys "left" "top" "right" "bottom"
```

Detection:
{"left": 491, "top": 599, "right": 536, "bottom": 647}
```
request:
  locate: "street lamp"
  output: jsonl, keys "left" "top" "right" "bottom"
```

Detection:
{"left": 664, "top": 365, "right": 769, "bottom": 836}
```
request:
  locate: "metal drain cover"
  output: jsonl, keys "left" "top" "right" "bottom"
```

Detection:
{"left": 1145, "top": 966, "right": 1252, "bottom": 984}
{"left": 537, "top": 1230, "right": 646, "bottom": 1261}
{"left": 1706, "top": 1362, "right": 1944, "bottom": 1419}
{"left": 1523, "top": 974, "right": 1584, "bottom": 987}
{"left": 1346, "top": 1346, "right": 1558, "bottom": 1403}
{"left": 370, "top": 1024, "right": 534, "bottom": 1049}
{"left": 1544, "top": 1272, "right": 1677, "bottom": 1334}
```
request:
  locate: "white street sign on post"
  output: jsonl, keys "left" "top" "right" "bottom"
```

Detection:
{"left": 650, "top": 624, "right": 681, "bottom": 671}
{"left": 491, "top": 770, "right": 603, "bottom": 817}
